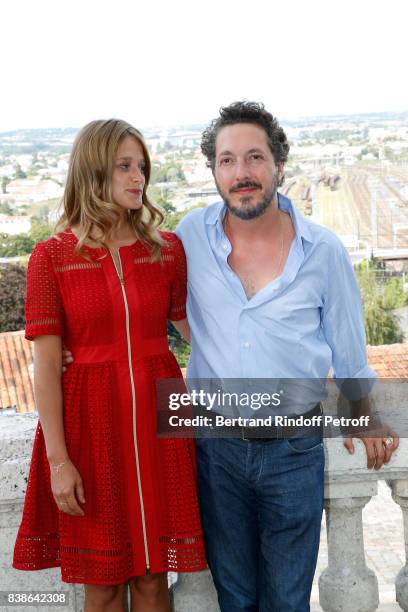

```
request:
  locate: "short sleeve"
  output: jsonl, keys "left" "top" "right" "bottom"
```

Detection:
{"left": 167, "top": 235, "right": 187, "bottom": 321}
{"left": 25, "top": 243, "right": 64, "bottom": 341}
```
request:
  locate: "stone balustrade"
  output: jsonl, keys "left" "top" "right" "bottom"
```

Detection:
{"left": 1, "top": 408, "right": 407, "bottom": 612}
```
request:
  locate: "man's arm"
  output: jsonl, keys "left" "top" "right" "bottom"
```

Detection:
{"left": 321, "top": 236, "right": 399, "bottom": 469}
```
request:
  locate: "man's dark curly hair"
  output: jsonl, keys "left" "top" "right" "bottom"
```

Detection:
{"left": 201, "top": 101, "right": 290, "bottom": 173}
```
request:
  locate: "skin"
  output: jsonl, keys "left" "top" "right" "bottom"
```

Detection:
{"left": 36, "top": 136, "right": 172, "bottom": 612}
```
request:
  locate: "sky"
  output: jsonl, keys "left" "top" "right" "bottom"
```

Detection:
{"left": 1, "top": 0, "right": 407, "bottom": 133}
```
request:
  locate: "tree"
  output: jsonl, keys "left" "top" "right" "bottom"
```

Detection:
{"left": 151, "top": 161, "right": 186, "bottom": 184}
{"left": 147, "top": 185, "right": 176, "bottom": 213}
{"left": 1, "top": 176, "right": 10, "bottom": 194}
{"left": 162, "top": 204, "right": 205, "bottom": 232}
{"left": 383, "top": 276, "right": 408, "bottom": 310}
{"left": 167, "top": 322, "right": 190, "bottom": 367}
{"left": 0, "top": 233, "right": 34, "bottom": 257}
{"left": 14, "top": 164, "right": 27, "bottom": 179}
{"left": 0, "top": 201, "right": 13, "bottom": 215}
{"left": 355, "top": 259, "right": 404, "bottom": 345}
{"left": 30, "top": 218, "right": 52, "bottom": 243}
{"left": 0, "top": 264, "right": 26, "bottom": 332}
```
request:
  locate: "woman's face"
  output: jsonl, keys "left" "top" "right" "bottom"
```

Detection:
{"left": 111, "top": 136, "right": 146, "bottom": 212}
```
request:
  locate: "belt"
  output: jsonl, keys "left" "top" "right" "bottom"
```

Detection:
{"left": 236, "top": 404, "right": 323, "bottom": 442}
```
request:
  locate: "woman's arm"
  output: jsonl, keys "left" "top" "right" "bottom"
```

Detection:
{"left": 34, "top": 336, "right": 85, "bottom": 516}
{"left": 34, "top": 336, "right": 66, "bottom": 461}
{"left": 170, "top": 318, "right": 190, "bottom": 344}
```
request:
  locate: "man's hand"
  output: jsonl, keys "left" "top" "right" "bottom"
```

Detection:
{"left": 344, "top": 433, "right": 399, "bottom": 470}
{"left": 62, "top": 348, "right": 73, "bottom": 373}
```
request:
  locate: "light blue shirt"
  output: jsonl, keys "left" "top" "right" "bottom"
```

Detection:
{"left": 176, "top": 194, "right": 376, "bottom": 388}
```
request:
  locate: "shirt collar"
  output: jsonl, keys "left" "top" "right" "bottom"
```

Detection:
{"left": 206, "top": 192, "right": 314, "bottom": 245}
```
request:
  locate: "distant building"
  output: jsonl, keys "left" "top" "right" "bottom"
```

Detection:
{"left": 0, "top": 214, "right": 31, "bottom": 235}
{"left": 6, "top": 178, "right": 63, "bottom": 204}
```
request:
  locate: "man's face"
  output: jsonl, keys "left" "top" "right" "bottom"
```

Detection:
{"left": 213, "top": 123, "right": 282, "bottom": 220}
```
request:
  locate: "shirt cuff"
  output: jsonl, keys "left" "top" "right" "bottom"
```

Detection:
{"left": 333, "top": 364, "right": 378, "bottom": 399}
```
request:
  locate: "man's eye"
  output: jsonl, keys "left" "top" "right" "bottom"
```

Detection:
{"left": 220, "top": 158, "right": 231, "bottom": 165}
{"left": 250, "top": 154, "right": 263, "bottom": 161}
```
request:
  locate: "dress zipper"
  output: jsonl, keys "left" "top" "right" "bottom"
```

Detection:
{"left": 110, "top": 249, "right": 150, "bottom": 573}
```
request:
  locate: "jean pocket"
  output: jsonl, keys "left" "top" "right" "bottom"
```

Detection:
{"left": 285, "top": 436, "right": 323, "bottom": 453}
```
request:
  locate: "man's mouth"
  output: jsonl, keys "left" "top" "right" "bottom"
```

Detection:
{"left": 230, "top": 182, "right": 261, "bottom": 194}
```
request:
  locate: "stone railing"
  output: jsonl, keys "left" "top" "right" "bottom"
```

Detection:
{"left": 1, "top": 408, "right": 407, "bottom": 612}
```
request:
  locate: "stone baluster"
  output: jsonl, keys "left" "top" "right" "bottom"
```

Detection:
{"left": 171, "top": 570, "right": 220, "bottom": 612}
{"left": 0, "top": 413, "right": 80, "bottom": 612}
{"left": 319, "top": 480, "right": 379, "bottom": 612}
{"left": 391, "top": 479, "right": 408, "bottom": 611}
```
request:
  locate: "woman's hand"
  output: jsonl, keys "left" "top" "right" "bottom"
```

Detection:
{"left": 50, "top": 459, "right": 85, "bottom": 516}
{"left": 62, "top": 348, "right": 73, "bottom": 373}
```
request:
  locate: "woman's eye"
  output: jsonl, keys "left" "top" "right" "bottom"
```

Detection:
{"left": 139, "top": 165, "right": 146, "bottom": 174}
{"left": 118, "top": 164, "right": 130, "bottom": 170}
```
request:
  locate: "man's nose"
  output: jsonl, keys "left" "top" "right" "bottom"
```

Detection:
{"left": 234, "top": 159, "right": 251, "bottom": 181}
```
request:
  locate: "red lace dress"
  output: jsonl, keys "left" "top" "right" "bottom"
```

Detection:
{"left": 13, "top": 229, "right": 206, "bottom": 584}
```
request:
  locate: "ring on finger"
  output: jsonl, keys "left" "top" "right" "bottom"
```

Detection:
{"left": 383, "top": 437, "right": 394, "bottom": 448}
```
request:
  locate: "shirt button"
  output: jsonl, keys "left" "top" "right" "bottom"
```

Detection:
{"left": 223, "top": 243, "right": 229, "bottom": 250}
{"left": 242, "top": 342, "right": 250, "bottom": 348}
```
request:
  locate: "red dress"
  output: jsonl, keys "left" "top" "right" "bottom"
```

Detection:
{"left": 13, "top": 229, "right": 206, "bottom": 584}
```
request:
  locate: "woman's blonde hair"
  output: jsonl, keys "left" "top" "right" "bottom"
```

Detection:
{"left": 56, "top": 119, "right": 164, "bottom": 260}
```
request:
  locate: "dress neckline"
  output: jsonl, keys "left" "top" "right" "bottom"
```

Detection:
{"left": 66, "top": 227, "right": 139, "bottom": 250}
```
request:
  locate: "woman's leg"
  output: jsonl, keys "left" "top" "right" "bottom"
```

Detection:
{"left": 84, "top": 583, "right": 127, "bottom": 612}
{"left": 130, "top": 572, "right": 170, "bottom": 612}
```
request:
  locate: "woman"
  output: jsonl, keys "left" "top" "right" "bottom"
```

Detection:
{"left": 13, "top": 119, "right": 206, "bottom": 611}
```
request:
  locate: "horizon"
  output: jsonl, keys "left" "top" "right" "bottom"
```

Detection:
{"left": 1, "top": 108, "right": 408, "bottom": 138}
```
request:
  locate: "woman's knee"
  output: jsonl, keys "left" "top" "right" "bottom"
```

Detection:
{"left": 84, "top": 583, "right": 123, "bottom": 605}
{"left": 131, "top": 573, "right": 167, "bottom": 598}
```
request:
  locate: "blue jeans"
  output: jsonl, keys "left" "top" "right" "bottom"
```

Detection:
{"left": 195, "top": 436, "right": 324, "bottom": 612}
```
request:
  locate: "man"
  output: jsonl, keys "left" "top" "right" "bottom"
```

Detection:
{"left": 174, "top": 101, "right": 399, "bottom": 611}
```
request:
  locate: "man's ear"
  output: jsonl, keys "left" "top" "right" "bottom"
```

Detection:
{"left": 277, "top": 162, "right": 285, "bottom": 186}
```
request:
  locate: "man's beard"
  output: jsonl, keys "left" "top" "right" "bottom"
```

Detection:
{"left": 216, "top": 170, "right": 279, "bottom": 221}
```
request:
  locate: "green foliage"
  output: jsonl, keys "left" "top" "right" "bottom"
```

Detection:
{"left": 14, "top": 164, "right": 27, "bottom": 179}
{"left": 0, "top": 233, "right": 34, "bottom": 256}
{"left": 167, "top": 322, "right": 190, "bottom": 368}
{"left": 0, "top": 201, "right": 13, "bottom": 215}
{"left": 0, "top": 217, "right": 52, "bottom": 256}
{"left": 1, "top": 176, "right": 10, "bottom": 194}
{"left": 147, "top": 185, "right": 176, "bottom": 213}
{"left": 30, "top": 218, "right": 52, "bottom": 243}
{"left": 0, "top": 264, "right": 26, "bottom": 332}
{"left": 151, "top": 161, "right": 185, "bottom": 184}
{"left": 383, "top": 276, "right": 408, "bottom": 310}
{"left": 355, "top": 258, "right": 404, "bottom": 345}
{"left": 162, "top": 204, "right": 204, "bottom": 232}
